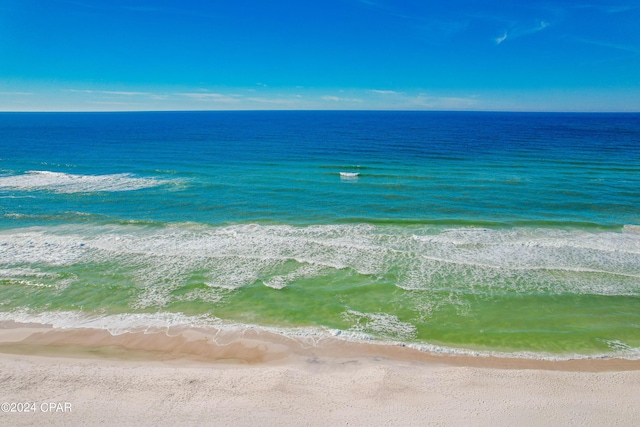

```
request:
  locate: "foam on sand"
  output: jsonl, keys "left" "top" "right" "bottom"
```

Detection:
{"left": 1, "top": 309, "right": 639, "bottom": 361}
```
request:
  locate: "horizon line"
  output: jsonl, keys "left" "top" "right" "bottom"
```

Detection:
{"left": 1, "top": 108, "right": 639, "bottom": 114}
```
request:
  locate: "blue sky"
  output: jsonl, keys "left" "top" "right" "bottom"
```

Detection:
{"left": 1, "top": 0, "right": 639, "bottom": 111}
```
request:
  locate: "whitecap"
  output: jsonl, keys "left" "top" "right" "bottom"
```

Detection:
{"left": 0, "top": 170, "right": 168, "bottom": 193}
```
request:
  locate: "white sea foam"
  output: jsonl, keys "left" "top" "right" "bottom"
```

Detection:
{"left": 174, "top": 288, "right": 225, "bottom": 304}
{"left": 1, "top": 223, "right": 639, "bottom": 299}
{"left": 262, "top": 263, "right": 328, "bottom": 289}
{"left": 0, "top": 267, "right": 56, "bottom": 278}
{"left": 0, "top": 310, "right": 223, "bottom": 336}
{"left": 623, "top": 224, "right": 640, "bottom": 235}
{"left": 343, "top": 310, "right": 417, "bottom": 341}
{"left": 1, "top": 309, "right": 639, "bottom": 361}
{"left": 0, "top": 268, "right": 65, "bottom": 289}
{"left": 339, "top": 172, "right": 359, "bottom": 181}
{"left": 0, "top": 170, "right": 167, "bottom": 193}
{"left": 600, "top": 339, "right": 633, "bottom": 352}
{"left": 0, "top": 229, "right": 88, "bottom": 266}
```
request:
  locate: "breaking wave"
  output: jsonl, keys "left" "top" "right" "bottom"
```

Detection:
{"left": 1, "top": 222, "right": 639, "bottom": 296}
{"left": 0, "top": 171, "right": 168, "bottom": 193}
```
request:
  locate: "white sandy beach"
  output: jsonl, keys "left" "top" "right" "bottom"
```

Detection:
{"left": 1, "top": 324, "right": 639, "bottom": 426}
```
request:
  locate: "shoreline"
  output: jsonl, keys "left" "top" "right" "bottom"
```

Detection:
{"left": 2, "top": 321, "right": 640, "bottom": 372}
{"left": 2, "top": 323, "right": 640, "bottom": 425}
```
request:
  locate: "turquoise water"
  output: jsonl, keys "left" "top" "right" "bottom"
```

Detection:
{"left": 1, "top": 111, "right": 639, "bottom": 358}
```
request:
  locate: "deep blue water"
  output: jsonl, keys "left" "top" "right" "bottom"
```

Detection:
{"left": 2, "top": 111, "right": 639, "bottom": 228}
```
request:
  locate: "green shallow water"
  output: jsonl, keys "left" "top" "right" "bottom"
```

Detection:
{"left": 1, "top": 222, "right": 639, "bottom": 357}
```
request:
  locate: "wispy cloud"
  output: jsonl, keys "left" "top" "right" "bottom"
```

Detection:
{"left": 245, "top": 97, "right": 297, "bottom": 105}
{"left": 369, "top": 89, "right": 400, "bottom": 95}
{"left": 529, "top": 20, "right": 550, "bottom": 34}
{"left": 65, "top": 89, "right": 94, "bottom": 94}
{"left": 99, "top": 90, "right": 152, "bottom": 96}
{"left": 65, "top": 89, "right": 156, "bottom": 96}
{"left": 0, "top": 91, "right": 33, "bottom": 96}
{"left": 88, "top": 101, "right": 139, "bottom": 106}
{"left": 495, "top": 32, "right": 508, "bottom": 45}
{"left": 178, "top": 93, "right": 241, "bottom": 103}
{"left": 495, "top": 20, "right": 550, "bottom": 45}
{"left": 412, "top": 94, "right": 479, "bottom": 110}
{"left": 321, "top": 95, "right": 363, "bottom": 103}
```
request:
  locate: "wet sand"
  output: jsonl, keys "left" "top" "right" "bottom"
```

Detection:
{"left": 1, "top": 323, "right": 639, "bottom": 426}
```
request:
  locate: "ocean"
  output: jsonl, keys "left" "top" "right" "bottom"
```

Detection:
{"left": 1, "top": 110, "right": 639, "bottom": 359}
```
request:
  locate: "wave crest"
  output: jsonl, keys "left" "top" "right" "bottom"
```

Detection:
{"left": 1, "top": 223, "right": 639, "bottom": 298}
{"left": 0, "top": 171, "right": 167, "bottom": 193}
